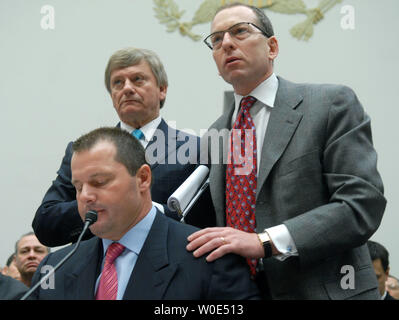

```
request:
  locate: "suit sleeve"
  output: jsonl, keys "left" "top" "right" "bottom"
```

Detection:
{"left": 32, "top": 142, "right": 93, "bottom": 246}
{"left": 0, "top": 274, "right": 29, "bottom": 300}
{"left": 284, "top": 86, "right": 386, "bottom": 268}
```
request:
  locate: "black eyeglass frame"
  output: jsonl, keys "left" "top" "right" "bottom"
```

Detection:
{"left": 203, "top": 22, "right": 270, "bottom": 50}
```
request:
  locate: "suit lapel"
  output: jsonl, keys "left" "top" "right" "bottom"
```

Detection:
{"left": 146, "top": 119, "right": 177, "bottom": 171}
{"left": 256, "top": 77, "right": 303, "bottom": 196}
{"left": 116, "top": 119, "right": 177, "bottom": 171}
{"left": 209, "top": 107, "right": 235, "bottom": 226}
{"left": 122, "top": 211, "right": 177, "bottom": 300}
{"left": 210, "top": 78, "right": 304, "bottom": 217}
{"left": 64, "top": 237, "right": 103, "bottom": 300}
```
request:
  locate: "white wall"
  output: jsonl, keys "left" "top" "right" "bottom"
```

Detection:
{"left": 1, "top": 0, "right": 398, "bottom": 276}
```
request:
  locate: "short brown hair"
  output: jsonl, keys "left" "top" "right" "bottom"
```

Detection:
{"left": 72, "top": 127, "right": 148, "bottom": 178}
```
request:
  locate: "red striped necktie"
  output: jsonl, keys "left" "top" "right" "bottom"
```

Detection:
{"left": 95, "top": 242, "right": 125, "bottom": 300}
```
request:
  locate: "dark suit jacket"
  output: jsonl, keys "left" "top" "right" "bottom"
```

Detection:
{"left": 33, "top": 119, "right": 215, "bottom": 246}
{"left": 205, "top": 77, "right": 386, "bottom": 299}
{"left": 0, "top": 274, "right": 28, "bottom": 300}
{"left": 30, "top": 211, "right": 259, "bottom": 300}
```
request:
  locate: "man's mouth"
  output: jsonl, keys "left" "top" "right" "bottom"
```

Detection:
{"left": 86, "top": 208, "right": 105, "bottom": 216}
{"left": 26, "top": 262, "right": 38, "bottom": 269}
{"left": 121, "top": 99, "right": 141, "bottom": 106}
{"left": 92, "top": 208, "right": 104, "bottom": 214}
{"left": 225, "top": 57, "right": 240, "bottom": 66}
{"left": 124, "top": 99, "right": 138, "bottom": 102}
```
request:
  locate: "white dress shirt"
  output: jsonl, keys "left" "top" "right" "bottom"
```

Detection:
{"left": 232, "top": 73, "right": 298, "bottom": 261}
{"left": 120, "top": 116, "right": 162, "bottom": 149}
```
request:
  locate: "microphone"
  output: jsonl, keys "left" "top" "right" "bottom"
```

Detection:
{"left": 20, "top": 210, "right": 98, "bottom": 300}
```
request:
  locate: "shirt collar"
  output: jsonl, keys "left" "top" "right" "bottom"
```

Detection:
{"left": 120, "top": 116, "right": 162, "bottom": 143}
{"left": 101, "top": 206, "right": 157, "bottom": 256}
{"left": 233, "top": 73, "right": 278, "bottom": 111}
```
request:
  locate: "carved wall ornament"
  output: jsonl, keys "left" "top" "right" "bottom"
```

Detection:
{"left": 154, "top": 0, "right": 343, "bottom": 41}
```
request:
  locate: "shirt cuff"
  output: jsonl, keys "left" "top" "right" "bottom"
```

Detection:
{"left": 265, "top": 224, "right": 298, "bottom": 261}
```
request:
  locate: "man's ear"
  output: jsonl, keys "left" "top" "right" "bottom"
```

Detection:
{"left": 267, "top": 36, "right": 279, "bottom": 61}
{"left": 136, "top": 164, "right": 152, "bottom": 191}
{"left": 159, "top": 85, "right": 167, "bottom": 102}
{"left": 386, "top": 266, "right": 390, "bottom": 277}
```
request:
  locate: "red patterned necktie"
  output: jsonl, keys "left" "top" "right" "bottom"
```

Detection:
{"left": 96, "top": 242, "right": 125, "bottom": 300}
{"left": 226, "top": 96, "right": 258, "bottom": 275}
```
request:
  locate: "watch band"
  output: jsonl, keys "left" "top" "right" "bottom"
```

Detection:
{"left": 257, "top": 232, "right": 273, "bottom": 259}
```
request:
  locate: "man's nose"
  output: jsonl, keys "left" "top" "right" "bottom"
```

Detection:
{"left": 221, "top": 31, "right": 235, "bottom": 50}
{"left": 27, "top": 249, "right": 37, "bottom": 259}
{"left": 79, "top": 184, "right": 97, "bottom": 204}
{"left": 122, "top": 79, "right": 136, "bottom": 94}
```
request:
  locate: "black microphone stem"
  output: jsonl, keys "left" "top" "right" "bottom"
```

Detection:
{"left": 20, "top": 212, "right": 97, "bottom": 300}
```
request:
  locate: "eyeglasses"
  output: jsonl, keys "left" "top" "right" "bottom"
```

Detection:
{"left": 204, "top": 22, "right": 269, "bottom": 50}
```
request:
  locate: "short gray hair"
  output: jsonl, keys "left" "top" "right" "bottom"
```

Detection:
{"left": 104, "top": 47, "right": 168, "bottom": 108}
{"left": 15, "top": 232, "right": 50, "bottom": 255}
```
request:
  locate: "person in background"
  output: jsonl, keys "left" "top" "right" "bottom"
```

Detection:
{"left": 14, "top": 232, "right": 49, "bottom": 287}
{"left": 1, "top": 253, "right": 21, "bottom": 281}
{"left": 386, "top": 275, "right": 399, "bottom": 300}
{"left": 367, "top": 240, "right": 397, "bottom": 300}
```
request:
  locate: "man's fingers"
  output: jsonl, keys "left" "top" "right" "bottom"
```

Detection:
{"left": 187, "top": 227, "right": 264, "bottom": 261}
{"left": 187, "top": 227, "right": 225, "bottom": 242}
{"left": 191, "top": 235, "right": 230, "bottom": 258}
{"left": 187, "top": 230, "right": 221, "bottom": 253}
{"left": 186, "top": 227, "right": 233, "bottom": 259}
{"left": 204, "top": 243, "right": 231, "bottom": 262}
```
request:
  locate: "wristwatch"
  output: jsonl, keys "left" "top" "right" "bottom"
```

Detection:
{"left": 257, "top": 231, "right": 273, "bottom": 259}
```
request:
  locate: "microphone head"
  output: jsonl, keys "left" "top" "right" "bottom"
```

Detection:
{"left": 85, "top": 210, "right": 98, "bottom": 226}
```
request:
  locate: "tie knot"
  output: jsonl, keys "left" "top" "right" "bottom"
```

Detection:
{"left": 132, "top": 129, "right": 144, "bottom": 140}
{"left": 240, "top": 96, "right": 257, "bottom": 111}
{"left": 105, "top": 242, "right": 125, "bottom": 264}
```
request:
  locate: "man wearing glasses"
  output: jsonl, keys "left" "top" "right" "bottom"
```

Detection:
{"left": 187, "top": 3, "right": 386, "bottom": 299}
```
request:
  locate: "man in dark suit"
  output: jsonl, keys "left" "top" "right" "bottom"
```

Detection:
{"left": 187, "top": 3, "right": 386, "bottom": 299}
{"left": 0, "top": 274, "right": 28, "bottom": 300}
{"left": 30, "top": 127, "right": 259, "bottom": 300}
{"left": 367, "top": 240, "right": 397, "bottom": 300}
{"left": 33, "top": 47, "right": 214, "bottom": 247}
